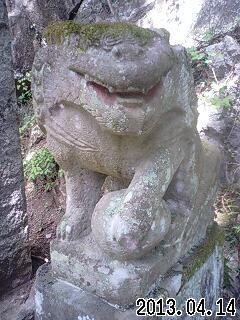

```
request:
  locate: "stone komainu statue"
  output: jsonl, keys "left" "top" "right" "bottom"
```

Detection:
{"left": 32, "top": 22, "right": 219, "bottom": 304}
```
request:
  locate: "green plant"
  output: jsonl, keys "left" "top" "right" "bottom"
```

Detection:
{"left": 216, "top": 189, "right": 240, "bottom": 292}
{"left": 187, "top": 47, "right": 212, "bottom": 84}
{"left": 187, "top": 47, "right": 207, "bottom": 62}
{"left": 226, "top": 222, "right": 240, "bottom": 249}
{"left": 19, "top": 115, "right": 36, "bottom": 137}
{"left": 223, "top": 257, "right": 234, "bottom": 290}
{"left": 216, "top": 189, "right": 239, "bottom": 228}
{"left": 45, "top": 181, "right": 57, "bottom": 191}
{"left": 24, "top": 148, "right": 59, "bottom": 190}
{"left": 16, "top": 71, "right": 32, "bottom": 104}
{"left": 210, "top": 86, "right": 232, "bottom": 109}
{"left": 202, "top": 31, "right": 215, "bottom": 43}
{"left": 210, "top": 95, "right": 232, "bottom": 108}
{"left": 233, "top": 224, "right": 240, "bottom": 235}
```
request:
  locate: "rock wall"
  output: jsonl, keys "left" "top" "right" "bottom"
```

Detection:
{"left": 75, "top": 0, "right": 240, "bottom": 46}
{"left": 6, "top": 0, "right": 78, "bottom": 71}
{"left": 197, "top": 35, "right": 240, "bottom": 186}
{"left": 6, "top": 0, "right": 240, "bottom": 71}
{"left": 138, "top": 0, "right": 240, "bottom": 46}
{"left": 0, "top": 0, "right": 31, "bottom": 295}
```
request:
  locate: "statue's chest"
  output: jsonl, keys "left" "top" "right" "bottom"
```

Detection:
{"left": 45, "top": 106, "right": 144, "bottom": 178}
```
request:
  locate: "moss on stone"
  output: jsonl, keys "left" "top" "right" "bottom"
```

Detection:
{"left": 44, "top": 21, "right": 156, "bottom": 50}
{"left": 183, "top": 223, "right": 225, "bottom": 282}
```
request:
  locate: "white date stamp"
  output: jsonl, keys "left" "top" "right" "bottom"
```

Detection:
{"left": 136, "top": 297, "right": 236, "bottom": 317}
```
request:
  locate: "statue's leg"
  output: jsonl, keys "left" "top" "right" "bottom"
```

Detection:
{"left": 57, "top": 168, "right": 105, "bottom": 241}
{"left": 91, "top": 140, "right": 189, "bottom": 260}
{"left": 166, "top": 138, "right": 220, "bottom": 214}
{"left": 163, "top": 138, "right": 220, "bottom": 249}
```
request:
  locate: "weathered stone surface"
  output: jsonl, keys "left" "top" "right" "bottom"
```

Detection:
{"left": 174, "top": 245, "right": 224, "bottom": 320}
{"left": 7, "top": 0, "right": 240, "bottom": 70}
{"left": 32, "top": 21, "right": 220, "bottom": 305}
{"left": 0, "top": 279, "right": 33, "bottom": 320}
{"left": 75, "top": 0, "right": 155, "bottom": 23}
{"left": 76, "top": 0, "right": 240, "bottom": 46}
{"left": 0, "top": 0, "right": 31, "bottom": 294}
{"left": 198, "top": 36, "right": 240, "bottom": 186}
{"left": 50, "top": 218, "right": 222, "bottom": 306}
{"left": 205, "top": 35, "right": 240, "bottom": 80}
{"left": 139, "top": 0, "right": 240, "bottom": 46}
{"left": 16, "top": 281, "right": 35, "bottom": 320}
{"left": 6, "top": 0, "right": 78, "bottom": 71}
{"left": 29, "top": 124, "right": 45, "bottom": 148}
{"left": 35, "top": 227, "right": 224, "bottom": 319}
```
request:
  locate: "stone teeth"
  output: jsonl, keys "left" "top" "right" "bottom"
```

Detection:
{"left": 108, "top": 86, "right": 115, "bottom": 93}
{"left": 117, "top": 98, "right": 143, "bottom": 104}
{"left": 139, "top": 88, "right": 148, "bottom": 94}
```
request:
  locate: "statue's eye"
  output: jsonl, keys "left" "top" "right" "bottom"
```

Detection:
{"left": 112, "top": 47, "right": 122, "bottom": 59}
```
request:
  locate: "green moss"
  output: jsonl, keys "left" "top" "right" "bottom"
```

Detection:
{"left": 44, "top": 21, "right": 156, "bottom": 50}
{"left": 183, "top": 223, "right": 225, "bottom": 282}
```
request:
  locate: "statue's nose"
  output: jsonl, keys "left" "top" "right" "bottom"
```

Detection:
{"left": 111, "top": 44, "right": 144, "bottom": 60}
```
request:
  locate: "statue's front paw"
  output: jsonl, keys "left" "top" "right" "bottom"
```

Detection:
{"left": 92, "top": 191, "right": 171, "bottom": 260}
{"left": 91, "top": 190, "right": 151, "bottom": 259}
{"left": 56, "top": 215, "right": 81, "bottom": 241}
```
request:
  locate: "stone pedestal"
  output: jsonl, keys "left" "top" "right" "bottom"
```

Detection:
{"left": 35, "top": 225, "right": 224, "bottom": 320}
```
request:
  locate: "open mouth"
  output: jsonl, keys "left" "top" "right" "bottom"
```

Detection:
{"left": 87, "top": 79, "right": 159, "bottom": 107}
{"left": 70, "top": 67, "right": 159, "bottom": 107}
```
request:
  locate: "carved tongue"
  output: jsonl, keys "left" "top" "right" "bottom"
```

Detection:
{"left": 88, "top": 81, "right": 157, "bottom": 107}
{"left": 88, "top": 81, "right": 117, "bottom": 105}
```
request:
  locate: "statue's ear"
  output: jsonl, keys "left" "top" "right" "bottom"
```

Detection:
{"left": 151, "top": 28, "right": 170, "bottom": 43}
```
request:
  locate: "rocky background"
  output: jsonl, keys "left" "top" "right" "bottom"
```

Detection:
{"left": 0, "top": 0, "right": 239, "bottom": 319}
{"left": 6, "top": 0, "right": 240, "bottom": 71}
{"left": 0, "top": 0, "right": 31, "bottom": 303}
